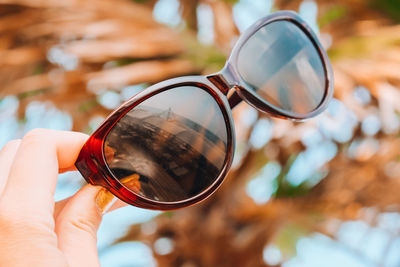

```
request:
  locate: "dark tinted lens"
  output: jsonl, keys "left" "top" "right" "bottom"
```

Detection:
{"left": 104, "top": 86, "right": 228, "bottom": 202}
{"left": 237, "top": 20, "right": 326, "bottom": 115}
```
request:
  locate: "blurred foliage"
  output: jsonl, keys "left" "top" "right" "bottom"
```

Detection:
{"left": 3, "top": 0, "right": 400, "bottom": 266}
{"left": 372, "top": 0, "right": 400, "bottom": 22}
{"left": 274, "top": 223, "right": 309, "bottom": 257}
{"left": 222, "top": 0, "right": 240, "bottom": 5}
{"left": 274, "top": 154, "right": 312, "bottom": 198}
{"left": 180, "top": 33, "right": 227, "bottom": 74}
{"left": 328, "top": 30, "right": 400, "bottom": 60}
{"left": 318, "top": 4, "right": 348, "bottom": 28}
{"left": 17, "top": 88, "right": 52, "bottom": 100}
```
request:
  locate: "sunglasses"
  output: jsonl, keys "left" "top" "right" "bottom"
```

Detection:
{"left": 75, "top": 11, "right": 334, "bottom": 210}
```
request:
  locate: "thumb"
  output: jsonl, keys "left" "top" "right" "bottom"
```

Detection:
{"left": 55, "top": 185, "right": 118, "bottom": 267}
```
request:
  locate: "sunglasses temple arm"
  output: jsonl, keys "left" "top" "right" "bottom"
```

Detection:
{"left": 228, "top": 89, "right": 243, "bottom": 109}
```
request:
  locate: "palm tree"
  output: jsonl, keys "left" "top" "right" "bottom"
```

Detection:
{"left": 0, "top": 0, "right": 200, "bottom": 130}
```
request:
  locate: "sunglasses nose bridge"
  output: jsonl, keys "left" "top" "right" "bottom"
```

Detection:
{"left": 206, "top": 63, "right": 239, "bottom": 94}
{"left": 206, "top": 73, "right": 231, "bottom": 95}
{"left": 207, "top": 65, "right": 247, "bottom": 109}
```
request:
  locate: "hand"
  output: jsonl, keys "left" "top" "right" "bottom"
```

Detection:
{"left": 0, "top": 129, "right": 121, "bottom": 267}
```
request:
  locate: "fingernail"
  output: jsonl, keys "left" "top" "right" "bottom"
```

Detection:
{"left": 95, "top": 188, "right": 116, "bottom": 215}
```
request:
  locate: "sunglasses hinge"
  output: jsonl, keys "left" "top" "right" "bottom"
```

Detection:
{"left": 206, "top": 73, "right": 231, "bottom": 95}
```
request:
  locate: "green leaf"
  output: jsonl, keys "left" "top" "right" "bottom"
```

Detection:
{"left": 274, "top": 154, "right": 323, "bottom": 198}
{"left": 318, "top": 5, "right": 348, "bottom": 28}
{"left": 17, "top": 87, "right": 52, "bottom": 100}
{"left": 33, "top": 65, "right": 45, "bottom": 75}
{"left": 274, "top": 223, "right": 309, "bottom": 257}
{"left": 222, "top": 0, "right": 239, "bottom": 4}
{"left": 78, "top": 99, "right": 98, "bottom": 113}
{"left": 371, "top": 0, "right": 400, "bottom": 22}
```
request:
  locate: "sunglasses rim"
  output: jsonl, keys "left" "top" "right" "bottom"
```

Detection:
{"left": 220, "top": 10, "right": 334, "bottom": 120}
{"left": 76, "top": 76, "right": 236, "bottom": 210}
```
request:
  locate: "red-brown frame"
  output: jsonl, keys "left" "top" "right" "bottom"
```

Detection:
{"left": 75, "top": 11, "right": 334, "bottom": 210}
{"left": 76, "top": 77, "right": 235, "bottom": 210}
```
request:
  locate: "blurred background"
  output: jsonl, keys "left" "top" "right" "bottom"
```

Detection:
{"left": 1, "top": 0, "right": 400, "bottom": 266}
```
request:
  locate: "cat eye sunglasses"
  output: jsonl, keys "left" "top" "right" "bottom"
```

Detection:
{"left": 75, "top": 11, "right": 334, "bottom": 210}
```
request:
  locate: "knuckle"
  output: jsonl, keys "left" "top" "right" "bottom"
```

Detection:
{"left": 63, "top": 218, "right": 98, "bottom": 238}
{"left": 0, "top": 202, "right": 25, "bottom": 222}
{"left": 0, "top": 205, "right": 25, "bottom": 229}
{"left": 23, "top": 128, "right": 53, "bottom": 147}
{"left": 24, "top": 128, "right": 49, "bottom": 140}
{"left": 0, "top": 204, "right": 52, "bottom": 234}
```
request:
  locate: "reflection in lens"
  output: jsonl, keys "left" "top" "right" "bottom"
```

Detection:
{"left": 104, "top": 86, "right": 228, "bottom": 202}
{"left": 237, "top": 20, "right": 326, "bottom": 115}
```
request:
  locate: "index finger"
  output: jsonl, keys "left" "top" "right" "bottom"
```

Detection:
{"left": 1, "top": 129, "right": 89, "bottom": 213}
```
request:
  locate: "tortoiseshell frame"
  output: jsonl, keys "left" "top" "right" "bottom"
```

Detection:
{"left": 75, "top": 11, "right": 334, "bottom": 210}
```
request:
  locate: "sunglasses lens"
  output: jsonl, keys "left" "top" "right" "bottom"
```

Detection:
{"left": 104, "top": 86, "right": 228, "bottom": 203}
{"left": 237, "top": 20, "right": 326, "bottom": 115}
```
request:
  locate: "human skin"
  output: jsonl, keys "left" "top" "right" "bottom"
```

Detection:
{"left": 0, "top": 129, "right": 124, "bottom": 267}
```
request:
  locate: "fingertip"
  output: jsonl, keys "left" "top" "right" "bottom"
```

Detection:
{"left": 108, "top": 198, "right": 129, "bottom": 213}
{"left": 55, "top": 131, "right": 90, "bottom": 169}
{"left": 55, "top": 184, "right": 103, "bottom": 266}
